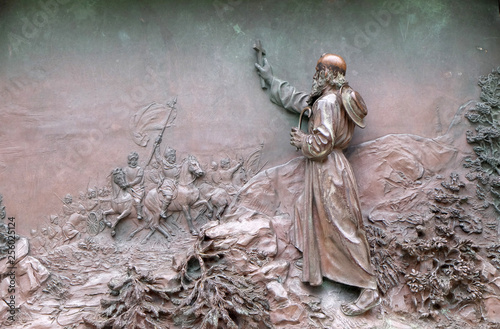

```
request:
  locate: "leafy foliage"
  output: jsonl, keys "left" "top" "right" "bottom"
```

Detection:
{"left": 83, "top": 266, "right": 170, "bottom": 329}
{"left": 171, "top": 234, "right": 273, "bottom": 329}
{"left": 366, "top": 225, "right": 400, "bottom": 295}
{"left": 367, "top": 173, "right": 488, "bottom": 320}
{"left": 464, "top": 67, "right": 500, "bottom": 213}
{"left": 85, "top": 232, "right": 273, "bottom": 329}
{"left": 397, "top": 174, "right": 486, "bottom": 319}
{"left": 400, "top": 237, "right": 484, "bottom": 318}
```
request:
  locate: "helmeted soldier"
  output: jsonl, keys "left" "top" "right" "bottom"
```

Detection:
{"left": 151, "top": 141, "right": 180, "bottom": 219}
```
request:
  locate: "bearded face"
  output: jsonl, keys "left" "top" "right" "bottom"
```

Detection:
{"left": 308, "top": 70, "right": 328, "bottom": 105}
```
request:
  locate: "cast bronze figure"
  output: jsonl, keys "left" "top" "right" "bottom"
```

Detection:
{"left": 255, "top": 53, "right": 379, "bottom": 316}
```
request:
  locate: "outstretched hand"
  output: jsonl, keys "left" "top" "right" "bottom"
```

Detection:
{"left": 254, "top": 58, "right": 273, "bottom": 85}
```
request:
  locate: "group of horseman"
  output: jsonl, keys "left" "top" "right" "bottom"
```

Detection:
{"left": 115, "top": 138, "right": 242, "bottom": 233}
{"left": 117, "top": 143, "right": 182, "bottom": 227}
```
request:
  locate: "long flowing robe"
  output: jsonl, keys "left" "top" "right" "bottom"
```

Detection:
{"left": 270, "top": 78, "right": 377, "bottom": 289}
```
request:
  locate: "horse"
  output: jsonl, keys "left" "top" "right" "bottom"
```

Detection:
{"left": 103, "top": 168, "right": 140, "bottom": 237}
{"left": 199, "top": 183, "right": 232, "bottom": 220}
{"left": 141, "top": 155, "right": 213, "bottom": 241}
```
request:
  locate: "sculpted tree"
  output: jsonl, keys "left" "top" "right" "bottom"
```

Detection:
{"left": 463, "top": 67, "right": 500, "bottom": 214}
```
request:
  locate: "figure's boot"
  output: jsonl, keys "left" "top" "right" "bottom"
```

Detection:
{"left": 160, "top": 198, "right": 171, "bottom": 219}
{"left": 102, "top": 212, "right": 112, "bottom": 227}
{"left": 136, "top": 204, "right": 143, "bottom": 220}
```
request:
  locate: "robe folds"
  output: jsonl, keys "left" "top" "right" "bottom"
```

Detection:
{"left": 270, "top": 78, "right": 377, "bottom": 289}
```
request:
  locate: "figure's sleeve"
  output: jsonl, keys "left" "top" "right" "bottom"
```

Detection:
{"left": 154, "top": 145, "right": 162, "bottom": 165}
{"left": 301, "top": 99, "right": 335, "bottom": 160}
{"left": 269, "top": 78, "right": 309, "bottom": 114}
{"left": 149, "top": 169, "right": 162, "bottom": 185}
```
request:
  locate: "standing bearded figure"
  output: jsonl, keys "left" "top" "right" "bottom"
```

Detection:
{"left": 124, "top": 151, "right": 145, "bottom": 220}
{"left": 255, "top": 53, "right": 379, "bottom": 316}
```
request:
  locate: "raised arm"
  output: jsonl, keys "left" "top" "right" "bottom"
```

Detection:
{"left": 255, "top": 59, "right": 309, "bottom": 114}
{"left": 154, "top": 137, "right": 163, "bottom": 165}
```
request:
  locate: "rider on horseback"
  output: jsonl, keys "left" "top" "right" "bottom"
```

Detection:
{"left": 150, "top": 139, "right": 180, "bottom": 219}
{"left": 124, "top": 152, "right": 145, "bottom": 220}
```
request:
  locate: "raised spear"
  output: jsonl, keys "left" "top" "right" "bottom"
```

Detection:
{"left": 145, "top": 97, "right": 177, "bottom": 168}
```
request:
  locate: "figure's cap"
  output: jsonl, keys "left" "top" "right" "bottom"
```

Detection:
{"left": 128, "top": 151, "right": 139, "bottom": 161}
{"left": 164, "top": 147, "right": 176, "bottom": 156}
{"left": 316, "top": 53, "right": 346, "bottom": 76}
{"left": 341, "top": 85, "right": 368, "bottom": 128}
